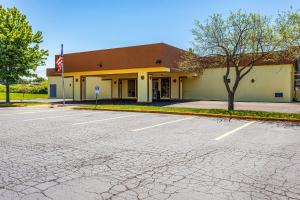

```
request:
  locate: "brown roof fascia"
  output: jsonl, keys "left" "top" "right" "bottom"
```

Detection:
{"left": 54, "top": 43, "right": 185, "bottom": 73}
{"left": 46, "top": 68, "right": 61, "bottom": 76}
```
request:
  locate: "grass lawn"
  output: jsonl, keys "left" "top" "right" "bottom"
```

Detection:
{"left": 76, "top": 104, "right": 300, "bottom": 122}
{"left": 0, "top": 92, "right": 48, "bottom": 100}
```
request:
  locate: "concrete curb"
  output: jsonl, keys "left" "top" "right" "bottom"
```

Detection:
{"left": 0, "top": 104, "right": 21, "bottom": 107}
{"left": 0, "top": 103, "right": 49, "bottom": 108}
{"left": 73, "top": 107, "right": 300, "bottom": 123}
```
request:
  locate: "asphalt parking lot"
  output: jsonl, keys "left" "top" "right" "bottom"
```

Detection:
{"left": 0, "top": 107, "right": 299, "bottom": 200}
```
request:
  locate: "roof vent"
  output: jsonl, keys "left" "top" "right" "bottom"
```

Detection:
{"left": 97, "top": 63, "right": 103, "bottom": 67}
{"left": 155, "top": 59, "right": 162, "bottom": 64}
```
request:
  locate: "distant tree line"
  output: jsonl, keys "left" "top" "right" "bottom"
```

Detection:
{"left": 16, "top": 76, "right": 46, "bottom": 84}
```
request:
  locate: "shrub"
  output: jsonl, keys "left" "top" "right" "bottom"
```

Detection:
{"left": 0, "top": 80, "right": 48, "bottom": 94}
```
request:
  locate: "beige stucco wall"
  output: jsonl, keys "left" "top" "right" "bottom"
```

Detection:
{"left": 85, "top": 77, "right": 112, "bottom": 100}
{"left": 48, "top": 65, "right": 295, "bottom": 102}
{"left": 48, "top": 76, "right": 74, "bottom": 99}
{"left": 182, "top": 65, "right": 294, "bottom": 102}
{"left": 73, "top": 76, "right": 80, "bottom": 101}
{"left": 64, "top": 77, "right": 73, "bottom": 99}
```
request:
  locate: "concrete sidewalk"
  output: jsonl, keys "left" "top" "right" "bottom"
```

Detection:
{"left": 167, "top": 100, "right": 300, "bottom": 113}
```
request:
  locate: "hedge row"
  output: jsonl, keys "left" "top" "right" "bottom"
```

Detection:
{"left": 0, "top": 81, "right": 48, "bottom": 94}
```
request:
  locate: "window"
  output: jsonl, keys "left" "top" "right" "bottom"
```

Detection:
{"left": 295, "top": 74, "right": 300, "bottom": 90}
{"left": 223, "top": 76, "right": 231, "bottom": 83}
{"left": 161, "top": 78, "right": 170, "bottom": 98}
{"left": 155, "top": 59, "right": 162, "bottom": 64}
{"left": 128, "top": 79, "right": 136, "bottom": 97}
{"left": 275, "top": 92, "right": 283, "bottom": 97}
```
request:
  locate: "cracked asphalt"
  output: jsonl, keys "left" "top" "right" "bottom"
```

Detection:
{"left": 0, "top": 107, "right": 299, "bottom": 200}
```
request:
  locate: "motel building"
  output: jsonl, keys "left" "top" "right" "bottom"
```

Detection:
{"left": 47, "top": 43, "right": 300, "bottom": 103}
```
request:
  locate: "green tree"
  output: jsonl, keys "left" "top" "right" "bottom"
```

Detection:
{"left": 180, "top": 10, "right": 300, "bottom": 110}
{"left": 0, "top": 6, "right": 48, "bottom": 103}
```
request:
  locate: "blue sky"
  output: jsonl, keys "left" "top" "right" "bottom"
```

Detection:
{"left": 1, "top": 0, "right": 300, "bottom": 77}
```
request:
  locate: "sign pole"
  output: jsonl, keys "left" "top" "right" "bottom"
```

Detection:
{"left": 61, "top": 44, "right": 65, "bottom": 106}
{"left": 95, "top": 85, "right": 100, "bottom": 106}
{"left": 96, "top": 93, "right": 98, "bottom": 106}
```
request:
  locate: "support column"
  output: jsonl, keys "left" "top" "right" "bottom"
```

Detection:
{"left": 137, "top": 72, "right": 149, "bottom": 103}
{"left": 73, "top": 75, "right": 81, "bottom": 101}
{"left": 171, "top": 74, "right": 179, "bottom": 99}
{"left": 179, "top": 78, "right": 183, "bottom": 100}
{"left": 112, "top": 78, "right": 119, "bottom": 99}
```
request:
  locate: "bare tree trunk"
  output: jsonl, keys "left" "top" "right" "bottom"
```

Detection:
{"left": 228, "top": 92, "right": 234, "bottom": 111}
{"left": 5, "top": 82, "right": 10, "bottom": 104}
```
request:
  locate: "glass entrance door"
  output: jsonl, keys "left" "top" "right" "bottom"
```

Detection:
{"left": 161, "top": 78, "right": 170, "bottom": 98}
{"left": 152, "top": 79, "right": 159, "bottom": 100}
